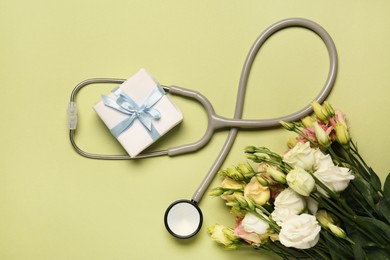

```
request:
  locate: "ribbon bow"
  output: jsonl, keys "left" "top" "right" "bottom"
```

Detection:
{"left": 101, "top": 85, "right": 165, "bottom": 140}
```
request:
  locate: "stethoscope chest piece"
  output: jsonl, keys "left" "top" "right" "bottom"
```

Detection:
{"left": 164, "top": 199, "right": 203, "bottom": 239}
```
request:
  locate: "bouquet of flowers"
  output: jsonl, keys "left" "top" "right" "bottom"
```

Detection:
{"left": 208, "top": 101, "right": 390, "bottom": 259}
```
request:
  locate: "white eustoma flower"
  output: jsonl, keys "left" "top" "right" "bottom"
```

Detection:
{"left": 314, "top": 165, "right": 354, "bottom": 195}
{"left": 242, "top": 211, "right": 269, "bottom": 235}
{"left": 286, "top": 167, "right": 315, "bottom": 196}
{"left": 279, "top": 213, "right": 321, "bottom": 249}
{"left": 314, "top": 149, "right": 334, "bottom": 171}
{"left": 283, "top": 142, "right": 316, "bottom": 171}
{"left": 306, "top": 196, "right": 319, "bottom": 215}
{"left": 271, "top": 188, "right": 306, "bottom": 225}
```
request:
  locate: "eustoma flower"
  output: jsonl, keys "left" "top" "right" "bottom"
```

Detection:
{"left": 241, "top": 211, "right": 270, "bottom": 235}
{"left": 244, "top": 176, "right": 270, "bottom": 206}
{"left": 286, "top": 167, "right": 315, "bottom": 196}
{"left": 271, "top": 188, "right": 306, "bottom": 226}
{"left": 313, "top": 165, "right": 354, "bottom": 195}
{"left": 283, "top": 142, "right": 316, "bottom": 171}
{"left": 279, "top": 214, "right": 321, "bottom": 249}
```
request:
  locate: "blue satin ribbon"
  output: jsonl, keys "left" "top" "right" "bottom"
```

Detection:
{"left": 101, "top": 85, "right": 166, "bottom": 140}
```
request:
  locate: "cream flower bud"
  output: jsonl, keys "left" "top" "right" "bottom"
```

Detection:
{"left": 286, "top": 167, "right": 315, "bottom": 196}
{"left": 328, "top": 223, "right": 347, "bottom": 239}
{"left": 226, "top": 167, "right": 244, "bottom": 181}
{"left": 312, "top": 101, "right": 329, "bottom": 122}
{"left": 266, "top": 167, "right": 286, "bottom": 184}
{"left": 287, "top": 137, "right": 297, "bottom": 149}
{"left": 313, "top": 122, "right": 331, "bottom": 147}
{"left": 209, "top": 187, "right": 225, "bottom": 197}
{"left": 323, "top": 101, "right": 335, "bottom": 117}
{"left": 335, "top": 122, "right": 350, "bottom": 148}
{"left": 316, "top": 210, "right": 338, "bottom": 227}
{"left": 208, "top": 225, "right": 238, "bottom": 247}
{"left": 301, "top": 116, "right": 315, "bottom": 128}
{"left": 237, "top": 163, "right": 255, "bottom": 179}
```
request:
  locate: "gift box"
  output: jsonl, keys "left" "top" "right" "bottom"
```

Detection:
{"left": 93, "top": 68, "right": 183, "bottom": 157}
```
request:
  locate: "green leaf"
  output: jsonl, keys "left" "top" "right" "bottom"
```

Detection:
{"left": 383, "top": 173, "right": 390, "bottom": 198}
{"left": 321, "top": 231, "right": 353, "bottom": 259}
{"left": 351, "top": 176, "right": 376, "bottom": 208}
{"left": 352, "top": 242, "right": 366, "bottom": 260}
{"left": 365, "top": 247, "right": 390, "bottom": 259}
{"left": 355, "top": 216, "right": 390, "bottom": 244}
{"left": 379, "top": 196, "right": 390, "bottom": 224}
{"left": 349, "top": 230, "right": 367, "bottom": 260}
{"left": 368, "top": 167, "right": 382, "bottom": 193}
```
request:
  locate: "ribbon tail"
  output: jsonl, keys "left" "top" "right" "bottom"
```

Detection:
{"left": 110, "top": 116, "right": 136, "bottom": 138}
{"left": 148, "top": 124, "right": 160, "bottom": 141}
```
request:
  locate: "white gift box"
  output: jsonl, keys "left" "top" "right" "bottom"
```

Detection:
{"left": 93, "top": 68, "right": 183, "bottom": 157}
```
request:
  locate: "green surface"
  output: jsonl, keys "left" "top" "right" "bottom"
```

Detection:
{"left": 1, "top": 1, "right": 390, "bottom": 259}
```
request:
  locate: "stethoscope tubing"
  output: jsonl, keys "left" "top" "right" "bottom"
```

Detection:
{"left": 191, "top": 17, "right": 337, "bottom": 203}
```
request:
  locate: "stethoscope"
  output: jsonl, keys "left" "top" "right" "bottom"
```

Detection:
{"left": 68, "top": 18, "right": 337, "bottom": 239}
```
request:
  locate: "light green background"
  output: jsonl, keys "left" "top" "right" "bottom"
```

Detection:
{"left": 1, "top": 1, "right": 389, "bottom": 259}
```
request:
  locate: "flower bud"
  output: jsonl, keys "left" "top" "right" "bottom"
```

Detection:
{"left": 266, "top": 167, "right": 286, "bottom": 184}
{"left": 313, "top": 122, "right": 331, "bottom": 147}
{"left": 246, "top": 198, "right": 255, "bottom": 211}
{"left": 208, "top": 225, "right": 239, "bottom": 247}
{"left": 223, "top": 227, "right": 239, "bottom": 242}
{"left": 301, "top": 116, "right": 315, "bottom": 128}
{"left": 209, "top": 187, "right": 225, "bottom": 196}
{"left": 323, "top": 101, "right": 335, "bottom": 117}
{"left": 244, "top": 146, "right": 257, "bottom": 153}
{"left": 246, "top": 154, "right": 258, "bottom": 161}
{"left": 256, "top": 175, "right": 269, "bottom": 186}
{"left": 280, "top": 121, "right": 295, "bottom": 131}
{"left": 334, "top": 122, "right": 350, "bottom": 149}
{"left": 225, "top": 244, "right": 239, "bottom": 250}
{"left": 316, "top": 210, "right": 338, "bottom": 227}
{"left": 230, "top": 206, "right": 246, "bottom": 218}
{"left": 226, "top": 201, "right": 240, "bottom": 207}
{"left": 287, "top": 137, "right": 297, "bottom": 149}
{"left": 226, "top": 167, "right": 244, "bottom": 181}
{"left": 312, "top": 101, "right": 329, "bottom": 122}
{"left": 328, "top": 223, "right": 347, "bottom": 239}
{"left": 234, "top": 193, "right": 248, "bottom": 207}
{"left": 237, "top": 163, "right": 255, "bottom": 179}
